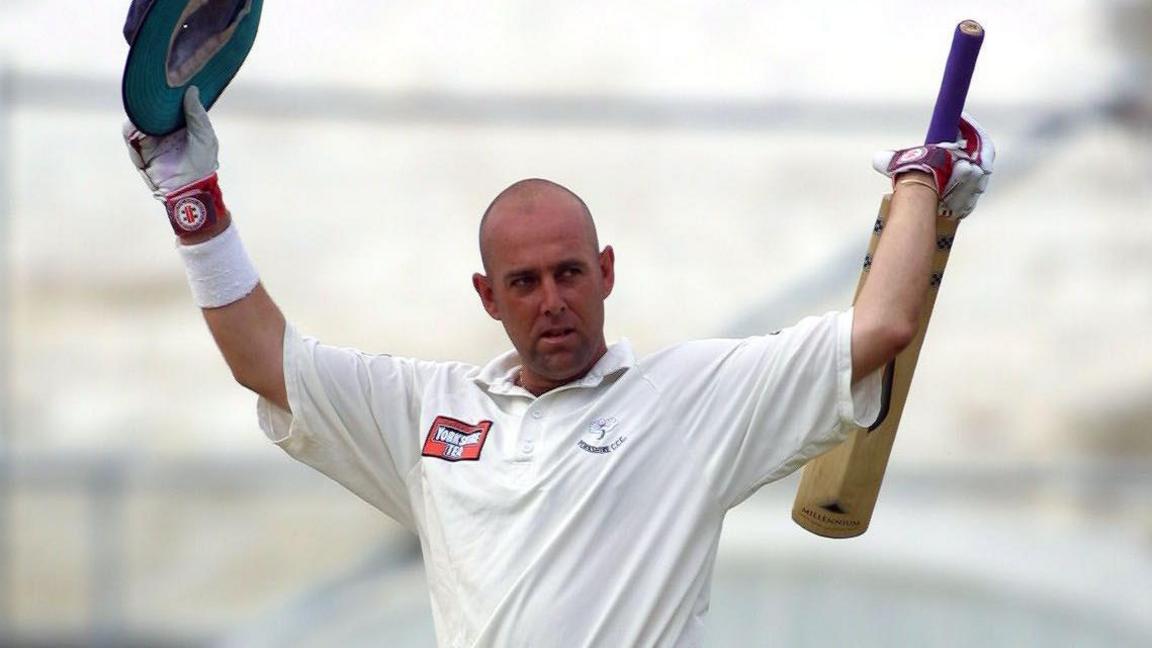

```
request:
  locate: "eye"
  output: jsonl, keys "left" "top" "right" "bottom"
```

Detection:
{"left": 509, "top": 276, "right": 536, "bottom": 289}
{"left": 558, "top": 266, "right": 583, "bottom": 279}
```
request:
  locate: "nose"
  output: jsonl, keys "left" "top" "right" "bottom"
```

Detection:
{"left": 540, "top": 276, "right": 566, "bottom": 317}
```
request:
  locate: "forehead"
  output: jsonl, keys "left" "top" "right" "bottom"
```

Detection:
{"left": 481, "top": 191, "right": 597, "bottom": 272}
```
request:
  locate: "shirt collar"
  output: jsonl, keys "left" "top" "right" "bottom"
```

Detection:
{"left": 471, "top": 339, "right": 635, "bottom": 395}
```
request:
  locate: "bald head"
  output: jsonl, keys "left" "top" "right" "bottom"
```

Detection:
{"left": 479, "top": 178, "right": 599, "bottom": 273}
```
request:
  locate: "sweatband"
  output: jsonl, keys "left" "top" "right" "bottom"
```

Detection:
{"left": 176, "top": 223, "right": 260, "bottom": 308}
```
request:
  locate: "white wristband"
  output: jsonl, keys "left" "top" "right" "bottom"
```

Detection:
{"left": 176, "top": 223, "right": 260, "bottom": 308}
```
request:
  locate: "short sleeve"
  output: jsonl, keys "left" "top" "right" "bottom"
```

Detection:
{"left": 257, "top": 322, "right": 441, "bottom": 531}
{"left": 655, "top": 310, "right": 882, "bottom": 509}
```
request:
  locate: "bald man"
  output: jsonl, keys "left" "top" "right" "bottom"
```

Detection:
{"left": 125, "top": 91, "right": 993, "bottom": 646}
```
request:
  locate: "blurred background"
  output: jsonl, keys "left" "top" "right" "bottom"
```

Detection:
{"left": 1, "top": 0, "right": 1150, "bottom": 646}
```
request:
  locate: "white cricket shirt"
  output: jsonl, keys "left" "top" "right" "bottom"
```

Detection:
{"left": 257, "top": 309, "right": 881, "bottom": 647}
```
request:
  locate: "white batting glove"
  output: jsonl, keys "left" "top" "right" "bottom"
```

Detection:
{"left": 872, "top": 113, "right": 995, "bottom": 220}
{"left": 123, "top": 86, "right": 219, "bottom": 197}
{"left": 123, "top": 87, "right": 228, "bottom": 238}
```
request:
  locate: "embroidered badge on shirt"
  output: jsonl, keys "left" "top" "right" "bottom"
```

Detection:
{"left": 422, "top": 416, "right": 492, "bottom": 462}
{"left": 578, "top": 416, "right": 627, "bottom": 455}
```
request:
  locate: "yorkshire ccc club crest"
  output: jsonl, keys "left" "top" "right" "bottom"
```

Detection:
{"left": 578, "top": 416, "right": 626, "bottom": 455}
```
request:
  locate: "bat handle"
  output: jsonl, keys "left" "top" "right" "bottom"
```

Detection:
{"left": 924, "top": 20, "right": 984, "bottom": 145}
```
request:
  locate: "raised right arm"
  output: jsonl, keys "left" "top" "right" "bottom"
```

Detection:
{"left": 124, "top": 87, "right": 289, "bottom": 410}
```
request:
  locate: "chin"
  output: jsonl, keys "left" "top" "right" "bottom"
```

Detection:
{"left": 532, "top": 351, "right": 589, "bottom": 382}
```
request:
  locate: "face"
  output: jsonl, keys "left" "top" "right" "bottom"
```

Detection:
{"left": 473, "top": 190, "right": 615, "bottom": 394}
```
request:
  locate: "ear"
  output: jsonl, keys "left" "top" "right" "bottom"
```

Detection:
{"left": 598, "top": 245, "right": 615, "bottom": 298}
{"left": 472, "top": 272, "right": 502, "bottom": 320}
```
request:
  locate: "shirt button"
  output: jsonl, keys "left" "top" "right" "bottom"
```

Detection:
{"left": 531, "top": 410, "right": 543, "bottom": 419}
{"left": 521, "top": 441, "right": 535, "bottom": 454}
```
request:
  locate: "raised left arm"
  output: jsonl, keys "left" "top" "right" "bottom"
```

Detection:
{"left": 850, "top": 174, "right": 939, "bottom": 382}
{"left": 851, "top": 114, "right": 995, "bottom": 383}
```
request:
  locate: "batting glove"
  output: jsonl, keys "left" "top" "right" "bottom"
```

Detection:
{"left": 123, "top": 86, "right": 227, "bottom": 237}
{"left": 872, "top": 113, "right": 995, "bottom": 220}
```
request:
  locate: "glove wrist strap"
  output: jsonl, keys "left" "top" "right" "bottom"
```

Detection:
{"left": 165, "top": 174, "right": 226, "bottom": 238}
{"left": 885, "top": 146, "right": 954, "bottom": 195}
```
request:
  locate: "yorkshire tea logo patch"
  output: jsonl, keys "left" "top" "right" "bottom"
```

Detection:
{"left": 422, "top": 416, "right": 492, "bottom": 462}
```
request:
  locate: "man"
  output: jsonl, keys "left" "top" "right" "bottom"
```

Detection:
{"left": 125, "top": 88, "right": 992, "bottom": 647}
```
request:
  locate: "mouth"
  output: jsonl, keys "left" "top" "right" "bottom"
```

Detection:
{"left": 539, "top": 327, "right": 576, "bottom": 343}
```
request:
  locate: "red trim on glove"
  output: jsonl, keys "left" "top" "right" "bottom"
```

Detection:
{"left": 165, "top": 174, "right": 226, "bottom": 239}
{"left": 957, "top": 118, "right": 982, "bottom": 165}
{"left": 885, "top": 145, "right": 954, "bottom": 195}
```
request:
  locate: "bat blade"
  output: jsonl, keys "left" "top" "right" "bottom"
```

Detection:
{"left": 792, "top": 198, "right": 959, "bottom": 537}
{"left": 791, "top": 20, "right": 983, "bottom": 538}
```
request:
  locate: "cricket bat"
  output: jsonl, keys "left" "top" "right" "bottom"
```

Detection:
{"left": 791, "top": 20, "right": 985, "bottom": 538}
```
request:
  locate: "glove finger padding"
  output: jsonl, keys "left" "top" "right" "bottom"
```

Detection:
{"left": 944, "top": 159, "right": 985, "bottom": 219}
{"left": 123, "top": 121, "right": 146, "bottom": 169}
{"left": 938, "top": 113, "right": 994, "bottom": 220}
{"left": 873, "top": 112, "right": 995, "bottom": 220}
{"left": 182, "top": 86, "right": 219, "bottom": 166}
{"left": 123, "top": 123, "right": 161, "bottom": 194}
{"left": 947, "top": 112, "right": 995, "bottom": 170}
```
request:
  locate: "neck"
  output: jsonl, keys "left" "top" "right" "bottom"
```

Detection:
{"left": 517, "top": 342, "right": 609, "bottom": 396}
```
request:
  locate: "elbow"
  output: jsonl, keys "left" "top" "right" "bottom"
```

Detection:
{"left": 229, "top": 360, "right": 288, "bottom": 409}
{"left": 230, "top": 362, "right": 269, "bottom": 396}
{"left": 883, "top": 318, "right": 918, "bottom": 358}
{"left": 232, "top": 367, "right": 262, "bottom": 395}
{"left": 864, "top": 316, "right": 918, "bottom": 364}
{"left": 852, "top": 313, "right": 920, "bottom": 382}
{"left": 222, "top": 342, "right": 285, "bottom": 399}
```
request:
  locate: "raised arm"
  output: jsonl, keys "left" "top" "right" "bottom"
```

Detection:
{"left": 850, "top": 115, "right": 995, "bottom": 383}
{"left": 124, "top": 87, "right": 289, "bottom": 410}
{"left": 849, "top": 173, "right": 937, "bottom": 382}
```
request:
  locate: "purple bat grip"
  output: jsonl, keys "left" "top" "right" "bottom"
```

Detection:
{"left": 925, "top": 20, "right": 984, "bottom": 145}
